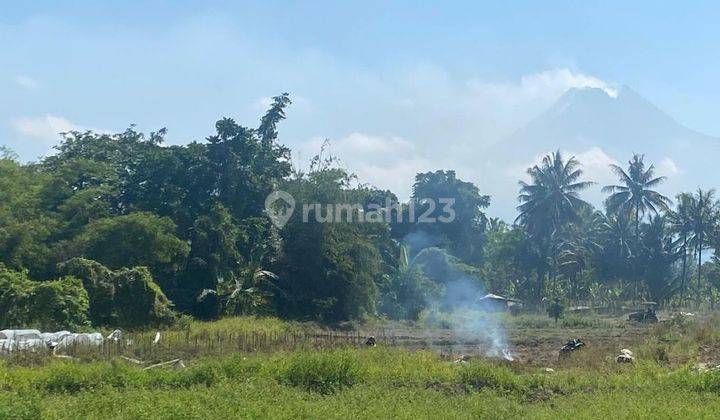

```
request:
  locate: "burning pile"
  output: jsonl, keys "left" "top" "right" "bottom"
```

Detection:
{"left": 500, "top": 348, "right": 515, "bottom": 362}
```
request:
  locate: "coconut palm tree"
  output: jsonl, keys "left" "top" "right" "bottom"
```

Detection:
{"left": 517, "top": 151, "right": 594, "bottom": 237}
{"left": 667, "top": 193, "right": 694, "bottom": 296}
{"left": 602, "top": 154, "right": 672, "bottom": 235}
{"left": 598, "top": 211, "right": 634, "bottom": 263}
{"left": 602, "top": 154, "right": 672, "bottom": 298}
{"left": 688, "top": 189, "right": 718, "bottom": 306}
{"left": 557, "top": 209, "right": 602, "bottom": 300}
{"left": 516, "top": 150, "right": 593, "bottom": 301}
{"left": 594, "top": 211, "right": 635, "bottom": 298}
{"left": 638, "top": 215, "right": 677, "bottom": 302}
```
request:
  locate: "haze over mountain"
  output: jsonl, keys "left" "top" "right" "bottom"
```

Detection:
{"left": 508, "top": 85, "right": 717, "bottom": 160}
{"left": 487, "top": 85, "right": 720, "bottom": 219}
{"left": 6, "top": 3, "right": 720, "bottom": 230}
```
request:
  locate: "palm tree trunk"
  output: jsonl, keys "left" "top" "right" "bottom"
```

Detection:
{"left": 634, "top": 208, "right": 640, "bottom": 300}
{"left": 680, "top": 236, "right": 687, "bottom": 299}
{"left": 711, "top": 288, "right": 715, "bottom": 310}
{"left": 536, "top": 269, "right": 545, "bottom": 305}
{"left": 697, "top": 241, "right": 703, "bottom": 308}
{"left": 537, "top": 238, "right": 550, "bottom": 305}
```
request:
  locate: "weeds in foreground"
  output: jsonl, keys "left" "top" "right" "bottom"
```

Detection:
{"left": 276, "top": 350, "right": 364, "bottom": 394}
{"left": 2, "top": 314, "right": 720, "bottom": 418}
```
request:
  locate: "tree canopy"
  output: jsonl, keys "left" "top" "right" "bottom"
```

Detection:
{"left": 1, "top": 94, "right": 719, "bottom": 329}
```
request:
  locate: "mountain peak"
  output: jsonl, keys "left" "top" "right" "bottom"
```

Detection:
{"left": 507, "top": 84, "right": 717, "bottom": 162}
{"left": 561, "top": 85, "right": 619, "bottom": 102}
{"left": 545, "top": 84, "right": 675, "bottom": 125}
{"left": 562, "top": 84, "right": 651, "bottom": 103}
{"left": 491, "top": 84, "right": 719, "bottom": 221}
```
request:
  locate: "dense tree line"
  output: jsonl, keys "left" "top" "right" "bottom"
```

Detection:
{"left": 1, "top": 95, "right": 720, "bottom": 329}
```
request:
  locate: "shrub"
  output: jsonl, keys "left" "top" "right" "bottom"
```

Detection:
{"left": 0, "top": 267, "right": 32, "bottom": 327}
{"left": 59, "top": 258, "right": 176, "bottom": 328}
{"left": 40, "top": 362, "right": 109, "bottom": 393}
{"left": 0, "top": 266, "right": 89, "bottom": 330}
{"left": 0, "top": 391, "right": 41, "bottom": 419}
{"left": 697, "top": 369, "right": 720, "bottom": 392}
{"left": 457, "top": 361, "right": 522, "bottom": 392}
{"left": 277, "top": 350, "right": 364, "bottom": 394}
{"left": 558, "top": 314, "right": 609, "bottom": 328}
{"left": 71, "top": 212, "right": 189, "bottom": 282}
{"left": 32, "top": 277, "right": 90, "bottom": 331}
{"left": 146, "top": 364, "right": 222, "bottom": 389}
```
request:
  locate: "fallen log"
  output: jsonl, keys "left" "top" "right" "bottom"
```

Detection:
{"left": 143, "top": 358, "right": 186, "bottom": 370}
{"left": 120, "top": 356, "right": 146, "bottom": 365}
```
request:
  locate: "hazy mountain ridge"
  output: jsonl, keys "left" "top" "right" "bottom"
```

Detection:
{"left": 486, "top": 85, "right": 720, "bottom": 218}
{"left": 507, "top": 85, "right": 719, "bottom": 161}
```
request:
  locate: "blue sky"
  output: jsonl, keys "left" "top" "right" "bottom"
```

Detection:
{"left": 2, "top": 1, "right": 719, "bottom": 217}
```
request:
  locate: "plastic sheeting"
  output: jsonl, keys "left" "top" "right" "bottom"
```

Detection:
{"left": 54, "top": 333, "right": 104, "bottom": 350}
{"left": 0, "top": 339, "right": 16, "bottom": 354}
{"left": 0, "top": 329, "right": 42, "bottom": 340}
{"left": 41, "top": 331, "right": 72, "bottom": 342}
{"left": 0, "top": 329, "right": 105, "bottom": 354}
{"left": 0, "top": 338, "right": 47, "bottom": 354}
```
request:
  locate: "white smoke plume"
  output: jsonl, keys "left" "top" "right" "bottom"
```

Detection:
{"left": 404, "top": 233, "right": 513, "bottom": 360}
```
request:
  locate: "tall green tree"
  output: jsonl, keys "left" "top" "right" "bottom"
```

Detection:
{"left": 69, "top": 212, "right": 190, "bottom": 290}
{"left": 638, "top": 215, "right": 678, "bottom": 302}
{"left": 595, "top": 211, "right": 635, "bottom": 287}
{"left": 275, "top": 160, "right": 387, "bottom": 322}
{"left": 481, "top": 221, "right": 537, "bottom": 301}
{"left": 603, "top": 154, "right": 672, "bottom": 238}
{"left": 0, "top": 155, "right": 58, "bottom": 278}
{"left": 557, "top": 208, "right": 602, "bottom": 300}
{"left": 516, "top": 151, "right": 593, "bottom": 302}
{"left": 398, "top": 170, "right": 490, "bottom": 264}
{"left": 205, "top": 94, "right": 292, "bottom": 221}
{"left": 667, "top": 193, "right": 694, "bottom": 296}
{"left": 688, "top": 189, "right": 718, "bottom": 305}
{"left": 602, "top": 154, "right": 671, "bottom": 298}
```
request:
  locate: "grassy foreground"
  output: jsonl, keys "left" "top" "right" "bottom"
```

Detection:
{"left": 2, "top": 314, "right": 720, "bottom": 419}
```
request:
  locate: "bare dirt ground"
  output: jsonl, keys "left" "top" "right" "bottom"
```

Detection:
{"left": 505, "top": 323, "right": 652, "bottom": 366}
{"left": 359, "top": 315, "right": 658, "bottom": 367}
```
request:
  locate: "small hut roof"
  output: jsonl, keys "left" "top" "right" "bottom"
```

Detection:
{"left": 479, "top": 293, "right": 523, "bottom": 303}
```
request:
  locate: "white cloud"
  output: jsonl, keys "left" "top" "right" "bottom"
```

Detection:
{"left": 294, "top": 68, "right": 619, "bottom": 206}
{"left": 572, "top": 146, "right": 620, "bottom": 185}
{"left": 331, "top": 132, "right": 414, "bottom": 156}
{"left": 14, "top": 75, "right": 39, "bottom": 89}
{"left": 11, "top": 114, "right": 84, "bottom": 143}
{"left": 518, "top": 69, "right": 618, "bottom": 98}
{"left": 465, "top": 69, "right": 617, "bottom": 130}
{"left": 297, "top": 133, "right": 414, "bottom": 164}
{"left": 511, "top": 146, "right": 617, "bottom": 183}
{"left": 507, "top": 146, "right": 621, "bottom": 210}
{"left": 364, "top": 67, "right": 615, "bottom": 161}
{"left": 253, "top": 96, "right": 274, "bottom": 111}
{"left": 469, "top": 68, "right": 617, "bottom": 103}
{"left": 657, "top": 157, "right": 680, "bottom": 176}
{"left": 295, "top": 132, "right": 431, "bottom": 199}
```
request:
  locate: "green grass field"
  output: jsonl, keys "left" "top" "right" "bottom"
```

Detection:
{"left": 2, "top": 313, "right": 720, "bottom": 419}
